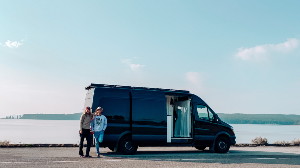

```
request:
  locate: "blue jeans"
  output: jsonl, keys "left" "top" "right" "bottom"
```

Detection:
{"left": 94, "top": 131, "right": 104, "bottom": 154}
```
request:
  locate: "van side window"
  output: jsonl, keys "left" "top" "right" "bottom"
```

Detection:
{"left": 208, "top": 109, "right": 214, "bottom": 121}
{"left": 196, "top": 105, "right": 209, "bottom": 121}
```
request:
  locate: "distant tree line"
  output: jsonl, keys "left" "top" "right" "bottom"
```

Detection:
{"left": 5, "top": 115, "right": 22, "bottom": 119}
{"left": 217, "top": 113, "right": 300, "bottom": 125}
{"left": 4, "top": 113, "right": 82, "bottom": 120}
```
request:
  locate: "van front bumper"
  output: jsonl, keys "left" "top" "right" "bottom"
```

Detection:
{"left": 230, "top": 136, "right": 236, "bottom": 145}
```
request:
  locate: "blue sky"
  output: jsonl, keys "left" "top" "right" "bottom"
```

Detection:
{"left": 1, "top": 0, "right": 300, "bottom": 117}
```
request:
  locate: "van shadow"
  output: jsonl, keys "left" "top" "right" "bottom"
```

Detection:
{"left": 102, "top": 148, "right": 300, "bottom": 165}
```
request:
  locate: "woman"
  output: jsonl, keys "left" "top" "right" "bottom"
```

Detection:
{"left": 91, "top": 107, "right": 107, "bottom": 158}
{"left": 79, "top": 106, "right": 93, "bottom": 157}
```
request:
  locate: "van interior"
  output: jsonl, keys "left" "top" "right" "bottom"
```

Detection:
{"left": 166, "top": 95, "right": 192, "bottom": 143}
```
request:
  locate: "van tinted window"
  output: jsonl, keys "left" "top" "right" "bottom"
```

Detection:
{"left": 132, "top": 90, "right": 166, "bottom": 124}
{"left": 98, "top": 98, "right": 130, "bottom": 123}
{"left": 208, "top": 108, "right": 214, "bottom": 121}
{"left": 94, "top": 88, "right": 130, "bottom": 123}
{"left": 196, "top": 105, "right": 209, "bottom": 121}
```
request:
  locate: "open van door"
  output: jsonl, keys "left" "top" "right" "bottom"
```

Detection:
{"left": 131, "top": 90, "right": 167, "bottom": 146}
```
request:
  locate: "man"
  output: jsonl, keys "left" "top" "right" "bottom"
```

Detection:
{"left": 91, "top": 107, "right": 107, "bottom": 158}
{"left": 79, "top": 106, "right": 94, "bottom": 157}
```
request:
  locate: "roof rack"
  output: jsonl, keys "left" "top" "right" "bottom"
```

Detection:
{"left": 85, "top": 83, "right": 190, "bottom": 94}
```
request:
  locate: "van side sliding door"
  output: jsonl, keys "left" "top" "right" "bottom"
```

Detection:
{"left": 131, "top": 90, "right": 167, "bottom": 146}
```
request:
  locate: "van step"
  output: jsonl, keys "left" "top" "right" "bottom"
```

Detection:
{"left": 171, "top": 138, "right": 193, "bottom": 144}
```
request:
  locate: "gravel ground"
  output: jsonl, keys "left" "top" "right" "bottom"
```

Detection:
{"left": 0, "top": 146, "right": 299, "bottom": 168}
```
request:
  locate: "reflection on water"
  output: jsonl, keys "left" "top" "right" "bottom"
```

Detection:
{"left": 0, "top": 119, "right": 299, "bottom": 144}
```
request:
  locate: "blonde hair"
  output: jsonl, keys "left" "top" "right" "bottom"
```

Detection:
{"left": 96, "top": 107, "right": 103, "bottom": 111}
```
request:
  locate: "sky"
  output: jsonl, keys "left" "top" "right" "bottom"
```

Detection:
{"left": 1, "top": 0, "right": 300, "bottom": 118}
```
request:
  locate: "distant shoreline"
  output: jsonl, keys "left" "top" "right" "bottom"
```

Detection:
{"left": 2, "top": 113, "right": 300, "bottom": 125}
{"left": 1, "top": 118, "right": 300, "bottom": 126}
{"left": 0, "top": 143, "right": 299, "bottom": 148}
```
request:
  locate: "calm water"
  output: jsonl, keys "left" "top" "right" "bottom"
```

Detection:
{"left": 0, "top": 119, "right": 299, "bottom": 144}
{"left": 231, "top": 124, "right": 300, "bottom": 143}
{"left": 0, "top": 119, "right": 79, "bottom": 144}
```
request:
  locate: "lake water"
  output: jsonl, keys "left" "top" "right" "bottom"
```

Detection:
{"left": 0, "top": 119, "right": 299, "bottom": 144}
{"left": 231, "top": 124, "right": 300, "bottom": 143}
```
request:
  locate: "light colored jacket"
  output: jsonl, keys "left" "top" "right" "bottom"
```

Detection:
{"left": 91, "top": 115, "right": 107, "bottom": 132}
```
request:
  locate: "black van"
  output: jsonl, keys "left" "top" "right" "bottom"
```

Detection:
{"left": 84, "top": 83, "right": 236, "bottom": 155}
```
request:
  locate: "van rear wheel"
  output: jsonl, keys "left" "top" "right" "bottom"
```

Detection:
{"left": 214, "top": 137, "right": 230, "bottom": 153}
{"left": 119, "top": 136, "right": 137, "bottom": 155}
{"left": 195, "top": 146, "right": 206, "bottom": 150}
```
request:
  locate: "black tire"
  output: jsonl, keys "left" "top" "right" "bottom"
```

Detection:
{"left": 195, "top": 146, "right": 206, "bottom": 150}
{"left": 214, "top": 137, "right": 230, "bottom": 153}
{"left": 119, "top": 136, "right": 138, "bottom": 155}
{"left": 108, "top": 146, "right": 115, "bottom": 151}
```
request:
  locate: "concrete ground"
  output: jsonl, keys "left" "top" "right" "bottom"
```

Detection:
{"left": 0, "top": 146, "right": 300, "bottom": 168}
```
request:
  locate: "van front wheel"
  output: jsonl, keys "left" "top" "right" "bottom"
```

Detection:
{"left": 214, "top": 137, "right": 230, "bottom": 153}
{"left": 119, "top": 136, "right": 137, "bottom": 155}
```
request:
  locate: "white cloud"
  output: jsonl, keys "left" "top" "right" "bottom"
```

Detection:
{"left": 186, "top": 72, "right": 202, "bottom": 87}
{"left": 185, "top": 71, "right": 205, "bottom": 94}
{"left": 236, "top": 38, "right": 299, "bottom": 61}
{"left": 0, "top": 40, "right": 24, "bottom": 48}
{"left": 122, "top": 59, "right": 145, "bottom": 70}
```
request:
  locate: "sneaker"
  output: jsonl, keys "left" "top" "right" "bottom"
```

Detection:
{"left": 97, "top": 154, "right": 100, "bottom": 158}
{"left": 83, "top": 155, "right": 92, "bottom": 158}
{"left": 80, "top": 155, "right": 84, "bottom": 157}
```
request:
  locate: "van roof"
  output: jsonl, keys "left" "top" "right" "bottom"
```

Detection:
{"left": 85, "top": 83, "right": 190, "bottom": 94}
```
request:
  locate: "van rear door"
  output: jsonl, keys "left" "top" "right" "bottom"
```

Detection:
{"left": 93, "top": 88, "right": 131, "bottom": 146}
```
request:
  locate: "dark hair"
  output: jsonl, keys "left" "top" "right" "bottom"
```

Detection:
{"left": 85, "top": 107, "right": 91, "bottom": 113}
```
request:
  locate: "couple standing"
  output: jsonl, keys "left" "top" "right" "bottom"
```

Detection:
{"left": 79, "top": 106, "right": 107, "bottom": 158}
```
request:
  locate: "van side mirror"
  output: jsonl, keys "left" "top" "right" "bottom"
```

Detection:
{"left": 213, "top": 115, "right": 218, "bottom": 123}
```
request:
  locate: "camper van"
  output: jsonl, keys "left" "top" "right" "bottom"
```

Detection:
{"left": 84, "top": 84, "right": 236, "bottom": 155}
